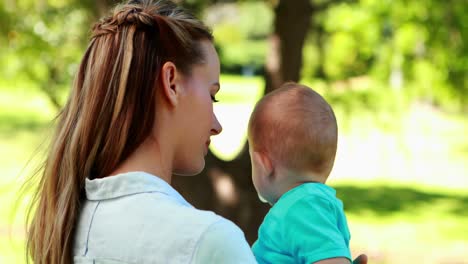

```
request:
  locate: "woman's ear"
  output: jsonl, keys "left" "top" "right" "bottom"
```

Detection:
{"left": 160, "top": 61, "right": 181, "bottom": 107}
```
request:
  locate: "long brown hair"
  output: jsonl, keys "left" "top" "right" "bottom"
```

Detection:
{"left": 26, "top": 1, "right": 213, "bottom": 263}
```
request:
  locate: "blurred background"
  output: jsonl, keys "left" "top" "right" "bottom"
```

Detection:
{"left": 0, "top": 0, "right": 467, "bottom": 263}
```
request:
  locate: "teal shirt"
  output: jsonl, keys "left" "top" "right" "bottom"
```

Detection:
{"left": 252, "top": 183, "right": 351, "bottom": 264}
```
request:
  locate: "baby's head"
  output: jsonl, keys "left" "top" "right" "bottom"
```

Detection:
{"left": 247, "top": 82, "right": 338, "bottom": 204}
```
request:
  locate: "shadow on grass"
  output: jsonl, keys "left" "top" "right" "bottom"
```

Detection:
{"left": 335, "top": 185, "right": 468, "bottom": 216}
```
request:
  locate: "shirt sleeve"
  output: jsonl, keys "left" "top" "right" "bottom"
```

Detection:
{"left": 284, "top": 197, "right": 351, "bottom": 264}
{"left": 192, "top": 218, "right": 258, "bottom": 264}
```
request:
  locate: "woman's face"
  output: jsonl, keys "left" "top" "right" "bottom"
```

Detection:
{"left": 172, "top": 40, "right": 222, "bottom": 176}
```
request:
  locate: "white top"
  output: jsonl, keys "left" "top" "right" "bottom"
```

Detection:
{"left": 73, "top": 171, "right": 257, "bottom": 264}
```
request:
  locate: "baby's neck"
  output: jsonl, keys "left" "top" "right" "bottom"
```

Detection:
{"left": 283, "top": 168, "right": 327, "bottom": 183}
{"left": 271, "top": 168, "right": 328, "bottom": 204}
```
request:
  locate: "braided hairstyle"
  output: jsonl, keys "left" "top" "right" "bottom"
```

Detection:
{"left": 26, "top": 1, "right": 213, "bottom": 263}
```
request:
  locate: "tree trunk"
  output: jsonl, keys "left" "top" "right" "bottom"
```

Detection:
{"left": 264, "top": 0, "right": 312, "bottom": 93}
{"left": 173, "top": 0, "right": 312, "bottom": 244}
{"left": 172, "top": 144, "right": 268, "bottom": 244}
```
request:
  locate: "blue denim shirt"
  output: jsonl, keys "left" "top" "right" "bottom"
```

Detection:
{"left": 73, "top": 171, "right": 256, "bottom": 264}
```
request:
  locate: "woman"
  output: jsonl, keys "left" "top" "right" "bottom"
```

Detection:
{"left": 26, "top": 1, "right": 368, "bottom": 263}
{"left": 27, "top": 0, "right": 255, "bottom": 263}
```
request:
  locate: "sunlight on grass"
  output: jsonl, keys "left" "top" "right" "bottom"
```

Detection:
{"left": 211, "top": 104, "right": 253, "bottom": 160}
{"left": 0, "top": 235, "right": 25, "bottom": 263}
{"left": 333, "top": 182, "right": 468, "bottom": 264}
{"left": 348, "top": 210, "right": 468, "bottom": 264}
{"left": 217, "top": 74, "right": 264, "bottom": 104}
{"left": 0, "top": 86, "right": 54, "bottom": 263}
{"left": 209, "top": 75, "right": 264, "bottom": 160}
{"left": 330, "top": 102, "right": 468, "bottom": 190}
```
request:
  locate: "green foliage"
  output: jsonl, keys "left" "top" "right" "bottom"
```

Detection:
{"left": 300, "top": 0, "right": 468, "bottom": 112}
{"left": 1, "top": 0, "right": 96, "bottom": 108}
{"left": 210, "top": 2, "right": 272, "bottom": 74}
{"left": 238, "top": 2, "right": 272, "bottom": 38}
{"left": 1, "top": 0, "right": 467, "bottom": 112}
{"left": 302, "top": 77, "right": 409, "bottom": 132}
{"left": 217, "top": 40, "right": 267, "bottom": 73}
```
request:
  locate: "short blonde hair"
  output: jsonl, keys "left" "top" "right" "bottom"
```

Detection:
{"left": 248, "top": 82, "right": 338, "bottom": 176}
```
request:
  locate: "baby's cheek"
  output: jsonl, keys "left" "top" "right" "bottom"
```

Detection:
{"left": 257, "top": 193, "right": 269, "bottom": 204}
{"left": 251, "top": 173, "right": 260, "bottom": 191}
{"left": 254, "top": 175, "right": 268, "bottom": 196}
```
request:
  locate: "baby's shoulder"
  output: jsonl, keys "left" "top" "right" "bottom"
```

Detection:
{"left": 270, "top": 191, "right": 335, "bottom": 220}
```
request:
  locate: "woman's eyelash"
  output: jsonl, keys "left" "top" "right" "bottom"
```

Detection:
{"left": 211, "top": 95, "right": 219, "bottom": 103}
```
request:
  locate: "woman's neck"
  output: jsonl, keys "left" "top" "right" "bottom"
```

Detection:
{"left": 109, "top": 136, "right": 173, "bottom": 184}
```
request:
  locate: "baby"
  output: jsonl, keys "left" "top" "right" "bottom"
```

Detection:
{"left": 249, "top": 82, "right": 352, "bottom": 264}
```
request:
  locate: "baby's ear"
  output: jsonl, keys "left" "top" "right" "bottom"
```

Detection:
{"left": 252, "top": 151, "right": 274, "bottom": 180}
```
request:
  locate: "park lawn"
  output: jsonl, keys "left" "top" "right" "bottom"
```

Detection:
{"left": 0, "top": 85, "right": 53, "bottom": 263}
{"left": 1, "top": 75, "right": 467, "bottom": 263}
{"left": 332, "top": 181, "right": 468, "bottom": 264}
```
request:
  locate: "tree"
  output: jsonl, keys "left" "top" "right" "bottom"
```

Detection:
{"left": 264, "top": 0, "right": 312, "bottom": 94}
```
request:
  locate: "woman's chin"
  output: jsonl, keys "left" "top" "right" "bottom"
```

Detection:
{"left": 173, "top": 160, "right": 205, "bottom": 176}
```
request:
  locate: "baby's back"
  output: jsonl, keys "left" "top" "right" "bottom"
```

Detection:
{"left": 253, "top": 182, "right": 351, "bottom": 264}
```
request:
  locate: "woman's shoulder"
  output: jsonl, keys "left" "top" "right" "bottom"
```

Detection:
{"left": 191, "top": 217, "right": 257, "bottom": 263}
{"left": 74, "top": 172, "right": 254, "bottom": 263}
{"left": 83, "top": 171, "right": 225, "bottom": 226}
{"left": 75, "top": 194, "right": 241, "bottom": 263}
{"left": 81, "top": 190, "right": 227, "bottom": 234}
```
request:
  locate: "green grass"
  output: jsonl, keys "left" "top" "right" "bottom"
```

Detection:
{"left": 218, "top": 74, "right": 265, "bottom": 103}
{"left": 0, "top": 88, "right": 53, "bottom": 263}
{"left": 1, "top": 75, "right": 467, "bottom": 263}
{"left": 327, "top": 180, "right": 468, "bottom": 263}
